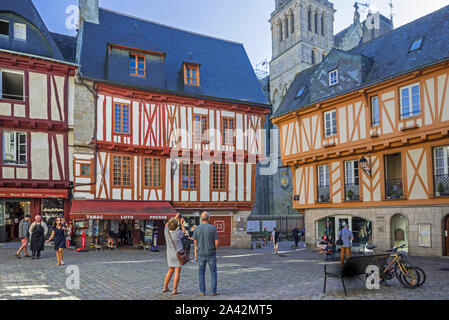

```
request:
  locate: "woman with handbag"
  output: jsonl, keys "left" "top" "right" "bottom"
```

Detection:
{"left": 163, "top": 214, "right": 188, "bottom": 295}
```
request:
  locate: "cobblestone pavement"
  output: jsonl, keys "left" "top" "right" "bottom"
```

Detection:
{"left": 1, "top": 241, "right": 449, "bottom": 300}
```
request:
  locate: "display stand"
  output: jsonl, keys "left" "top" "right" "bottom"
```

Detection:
{"left": 150, "top": 229, "right": 159, "bottom": 252}
{"left": 76, "top": 230, "right": 88, "bottom": 252}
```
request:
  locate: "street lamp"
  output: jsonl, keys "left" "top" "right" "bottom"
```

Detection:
{"left": 359, "top": 156, "right": 372, "bottom": 178}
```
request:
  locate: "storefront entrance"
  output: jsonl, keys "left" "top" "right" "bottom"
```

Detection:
{"left": 1, "top": 200, "right": 30, "bottom": 241}
{"left": 444, "top": 215, "right": 449, "bottom": 256}
{"left": 316, "top": 216, "right": 372, "bottom": 247}
{"left": 391, "top": 214, "right": 409, "bottom": 252}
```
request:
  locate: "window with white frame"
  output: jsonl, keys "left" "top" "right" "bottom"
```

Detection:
{"left": 434, "top": 146, "right": 449, "bottom": 176}
{"left": 345, "top": 160, "right": 359, "bottom": 185}
{"left": 318, "top": 165, "right": 329, "bottom": 187}
{"left": 13, "top": 23, "right": 26, "bottom": 40}
{"left": 3, "top": 131, "right": 27, "bottom": 165}
{"left": 329, "top": 70, "right": 338, "bottom": 86}
{"left": 324, "top": 110, "right": 337, "bottom": 137}
{"left": 400, "top": 83, "right": 420, "bottom": 118}
{"left": 371, "top": 96, "right": 380, "bottom": 126}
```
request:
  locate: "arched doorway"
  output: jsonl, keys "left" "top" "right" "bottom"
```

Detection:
{"left": 444, "top": 215, "right": 449, "bottom": 256}
{"left": 391, "top": 214, "right": 409, "bottom": 252}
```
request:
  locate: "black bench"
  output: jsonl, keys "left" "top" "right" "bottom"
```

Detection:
{"left": 323, "top": 254, "right": 389, "bottom": 295}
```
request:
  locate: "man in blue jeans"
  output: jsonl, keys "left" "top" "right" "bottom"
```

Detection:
{"left": 193, "top": 211, "right": 219, "bottom": 296}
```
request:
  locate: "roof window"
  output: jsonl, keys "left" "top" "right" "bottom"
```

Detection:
{"left": 0, "top": 20, "right": 9, "bottom": 36}
{"left": 409, "top": 38, "right": 423, "bottom": 52}
{"left": 296, "top": 87, "right": 305, "bottom": 98}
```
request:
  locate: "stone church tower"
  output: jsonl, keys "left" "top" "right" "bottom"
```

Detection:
{"left": 269, "top": 0, "right": 335, "bottom": 112}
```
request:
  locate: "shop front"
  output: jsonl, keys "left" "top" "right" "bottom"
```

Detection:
{"left": 70, "top": 200, "right": 177, "bottom": 248}
{"left": 315, "top": 216, "right": 373, "bottom": 247}
{"left": 0, "top": 188, "right": 69, "bottom": 243}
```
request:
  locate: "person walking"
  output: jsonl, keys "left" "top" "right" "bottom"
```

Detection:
{"left": 29, "top": 215, "right": 48, "bottom": 259}
{"left": 46, "top": 217, "right": 67, "bottom": 266}
{"left": 163, "top": 214, "right": 187, "bottom": 295}
{"left": 338, "top": 224, "right": 354, "bottom": 265}
{"left": 292, "top": 227, "right": 300, "bottom": 248}
{"left": 193, "top": 211, "right": 219, "bottom": 296}
{"left": 16, "top": 214, "right": 31, "bottom": 258}
{"left": 263, "top": 227, "right": 269, "bottom": 246}
{"left": 271, "top": 228, "right": 281, "bottom": 255}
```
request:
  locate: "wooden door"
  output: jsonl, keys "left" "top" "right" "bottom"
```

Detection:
{"left": 210, "top": 216, "right": 232, "bottom": 247}
{"left": 445, "top": 216, "right": 449, "bottom": 256}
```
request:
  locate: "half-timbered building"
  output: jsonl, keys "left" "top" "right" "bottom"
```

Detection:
{"left": 272, "top": 5, "right": 449, "bottom": 256}
{"left": 70, "top": 1, "right": 270, "bottom": 248}
{"left": 0, "top": 0, "right": 77, "bottom": 242}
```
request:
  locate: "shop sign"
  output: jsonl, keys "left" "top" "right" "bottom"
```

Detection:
{"left": 0, "top": 188, "right": 68, "bottom": 199}
{"left": 86, "top": 215, "right": 104, "bottom": 220}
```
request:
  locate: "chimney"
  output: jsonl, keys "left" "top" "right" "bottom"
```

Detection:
{"left": 79, "top": 0, "right": 99, "bottom": 25}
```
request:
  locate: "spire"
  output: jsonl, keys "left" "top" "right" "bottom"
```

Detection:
{"left": 353, "top": 2, "right": 361, "bottom": 24}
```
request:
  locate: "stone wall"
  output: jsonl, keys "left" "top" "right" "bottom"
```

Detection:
{"left": 304, "top": 206, "right": 449, "bottom": 256}
{"left": 231, "top": 211, "right": 252, "bottom": 249}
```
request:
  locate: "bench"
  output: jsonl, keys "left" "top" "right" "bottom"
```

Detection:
{"left": 323, "top": 254, "right": 389, "bottom": 295}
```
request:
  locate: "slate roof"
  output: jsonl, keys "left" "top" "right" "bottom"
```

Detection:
{"left": 51, "top": 32, "right": 77, "bottom": 63}
{"left": 0, "top": 0, "right": 66, "bottom": 62}
{"left": 274, "top": 4, "right": 449, "bottom": 118}
{"left": 78, "top": 8, "right": 269, "bottom": 107}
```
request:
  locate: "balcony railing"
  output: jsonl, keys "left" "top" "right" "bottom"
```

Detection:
{"left": 385, "top": 178, "right": 404, "bottom": 199}
{"left": 345, "top": 183, "right": 360, "bottom": 201}
{"left": 434, "top": 174, "right": 449, "bottom": 197}
{"left": 317, "top": 185, "right": 330, "bottom": 203}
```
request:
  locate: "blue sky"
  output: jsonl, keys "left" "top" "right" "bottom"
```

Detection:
{"left": 33, "top": 0, "right": 449, "bottom": 68}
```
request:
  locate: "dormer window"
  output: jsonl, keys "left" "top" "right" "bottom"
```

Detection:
{"left": 0, "top": 20, "right": 8, "bottom": 36}
{"left": 184, "top": 63, "right": 200, "bottom": 86}
{"left": 296, "top": 87, "right": 305, "bottom": 98}
{"left": 129, "top": 53, "right": 145, "bottom": 77}
{"left": 409, "top": 38, "right": 423, "bottom": 52}
{"left": 329, "top": 69, "right": 338, "bottom": 86}
{"left": 14, "top": 23, "right": 26, "bottom": 40}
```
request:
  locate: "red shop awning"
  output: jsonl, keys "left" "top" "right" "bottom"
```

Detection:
{"left": 70, "top": 200, "right": 177, "bottom": 221}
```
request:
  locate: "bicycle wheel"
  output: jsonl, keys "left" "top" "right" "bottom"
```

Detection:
{"left": 408, "top": 266, "right": 426, "bottom": 287}
{"left": 399, "top": 266, "right": 421, "bottom": 289}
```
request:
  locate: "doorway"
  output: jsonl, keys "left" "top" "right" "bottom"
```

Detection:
{"left": 391, "top": 214, "right": 409, "bottom": 252}
{"left": 444, "top": 215, "right": 449, "bottom": 256}
{"left": 335, "top": 216, "right": 352, "bottom": 241}
{"left": 4, "top": 201, "right": 30, "bottom": 241}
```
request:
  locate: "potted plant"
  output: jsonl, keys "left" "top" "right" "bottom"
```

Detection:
{"left": 437, "top": 183, "right": 446, "bottom": 196}
{"left": 346, "top": 189, "right": 354, "bottom": 201}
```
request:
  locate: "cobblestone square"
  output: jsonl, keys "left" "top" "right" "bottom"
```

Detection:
{"left": 1, "top": 241, "right": 449, "bottom": 300}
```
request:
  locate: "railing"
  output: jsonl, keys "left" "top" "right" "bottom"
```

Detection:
{"left": 385, "top": 178, "right": 404, "bottom": 199}
{"left": 434, "top": 174, "right": 449, "bottom": 197}
{"left": 317, "top": 185, "right": 330, "bottom": 203}
{"left": 344, "top": 183, "right": 360, "bottom": 201}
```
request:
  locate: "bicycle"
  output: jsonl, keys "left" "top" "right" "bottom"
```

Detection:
{"left": 380, "top": 244, "right": 423, "bottom": 289}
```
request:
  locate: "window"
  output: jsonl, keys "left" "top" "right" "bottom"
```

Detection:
{"left": 222, "top": 117, "right": 235, "bottom": 146}
{"left": 290, "top": 13, "right": 295, "bottom": 35}
{"left": 324, "top": 110, "right": 337, "bottom": 137}
{"left": 311, "top": 50, "right": 316, "bottom": 65}
{"left": 181, "top": 162, "right": 198, "bottom": 189}
{"left": 434, "top": 146, "right": 449, "bottom": 196}
{"left": 144, "top": 158, "right": 161, "bottom": 188}
{"left": 212, "top": 163, "right": 227, "bottom": 190}
{"left": 285, "top": 18, "right": 289, "bottom": 37}
{"left": 317, "top": 164, "right": 330, "bottom": 203}
{"left": 14, "top": 23, "right": 26, "bottom": 40}
{"left": 0, "top": 20, "right": 8, "bottom": 36}
{"left": 129, "top": 53, "right": 145, "bottom": 77}
{"left": 80, "top": 164, "right": 91, "bottom": 177}
{"left": 184, "top": 63, "right": 200, "bottom": 86}
{"left": 279, "top": 21, "right": 283, "bottom": 42}
{"left": 113, "top": 103, "right": 130, "bottom": 134}
{"left": 345, "top": 160, "right": 360, "bottom": 201}
{"left": 3, "top": 131, "right": 27, "bottom": 165}
{"left": 193, "top": 114, "right": 209, "bottom": 143}
{"left": 409, "top": 38, "right": 423, "bottom": 52}
{"left": 371, "top": 96, "right": 380, "bottom": 126}
{"left": 1, "top": 70, "right": 24, "bottom": 100}
{"left": 329, "top": 69, "right": 338, "bottom": 86}
{"left": 400, "top": 83, "right": 420, "bottom": 118}
{"left": 296, "top": 87, "right": 305, "bottom": 98}
{"left": 321, "top": 15, "right": 325, "bottom": 36}
{"left": 314, "top": 12, "right": 318, "bottom": 34}
{"left": 308, "top": 9, "right": 312, "bottom": 31}
{"left": 112, "top": 155, "right": 131, "bottom": 187}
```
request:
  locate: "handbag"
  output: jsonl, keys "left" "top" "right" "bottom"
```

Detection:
{"left": 336, "top": 237, "right": 343, "bottom": 246}
{"left": 167, "top": 228, "right": 190, "bottom": 265}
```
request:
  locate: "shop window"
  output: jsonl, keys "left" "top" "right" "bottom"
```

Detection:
{"left": 41, "top": 199, "right": 64, "bottom": 237}
{"left": 371, "top": 96, "right": 380, "bottom": 126}
{"left": 2, "top": 131, "right": 27, "bottom": 165}
{"left": 434, "top": 146, "right": 449, "bottom": 197}
{"left": 324, "top": 110, "right": 337, "bottom": 137}
{"left": 112, "top": 155, "right": 131, "bottom": 187}
{"left": 129, "top": 53, "right": 145, "bottom": 77}
{"left": 14, "top": 23, "right": 26, "bottom": 40}
{"left": 1, "top": 70, "right": 24, "bottom": 100}
{"left": 181, "top": 162, "right": 198, "bottom": 189}
{"left": 400, "top": 83, "right": 420, "bottom": 119}
{"left": 80, "top": 164, "right": 91, "bottom": 177}
{"left": 184, "top": 63, "right": 200, "bottom": 86}
{"left": 222, "top": 117, "right": 235, "bottom": 146}
{"left": 212, "top": 162, "right": 227, "bottom": 191}
{"left": 193, "top": 114, "right": 209, "bottom": 143}
{"left": 144, "top": 158, "right": 161, "bottom": 188}
{"left": 0, "top": 20, "right": 9, "bottom": 36}
{"left": 113, "top": 103, "right": 130, "bottom": 134}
